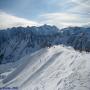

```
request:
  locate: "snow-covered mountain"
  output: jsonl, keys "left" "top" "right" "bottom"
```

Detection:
{"left": 0, "top": 25, "right": 90, "bottom": 90}
{"left": 0, "top": 45, "right": 90, "bottom": 90}
{"left": 0, "top": 25, "right": 90, "bottom": 64}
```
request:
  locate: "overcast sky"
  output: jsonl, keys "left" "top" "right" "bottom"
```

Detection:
{"left": 0, "top": 0, "right": 90, "bottom": 29}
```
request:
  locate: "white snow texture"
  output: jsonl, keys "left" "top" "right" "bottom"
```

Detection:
{"left": 0, "top": 45, "right": 90, "bottom": 90}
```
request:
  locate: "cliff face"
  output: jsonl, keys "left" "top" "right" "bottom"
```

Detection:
{"left": 0, "top": 25, "right": 90, "bottom": 64}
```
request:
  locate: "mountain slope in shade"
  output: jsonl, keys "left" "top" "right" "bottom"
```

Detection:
{"left": 0, "top": 25, "right": 90, "bottom": 64}
{"left": 0, "top": 45, "right": 90, "bottom": 90}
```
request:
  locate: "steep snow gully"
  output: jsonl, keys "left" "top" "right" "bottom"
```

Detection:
{"left": 0, "top": 45, "right": 90, "bottom": 90}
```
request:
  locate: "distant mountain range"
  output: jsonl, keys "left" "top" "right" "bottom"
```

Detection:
{"left": 0, "top": 25, "right": 90, "bottom": 64}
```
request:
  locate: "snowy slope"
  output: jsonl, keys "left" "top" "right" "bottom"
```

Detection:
{"left": 0, "top": 45, "right": 90, "bottom": 90}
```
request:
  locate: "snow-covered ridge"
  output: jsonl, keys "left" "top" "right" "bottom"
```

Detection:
{"left": 0, "top": 45, "right": 90, "bottom": 90}
{"left": 0, "top": 25, "right": 90, "bottom": 64}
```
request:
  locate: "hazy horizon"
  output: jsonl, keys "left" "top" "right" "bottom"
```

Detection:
{"left": 0, "top": 0, "right": 90, "bottom": 29}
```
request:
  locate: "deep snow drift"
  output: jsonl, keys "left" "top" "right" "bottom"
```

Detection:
{"left": 0, "top": 45, "right": 90, "bottom": 90}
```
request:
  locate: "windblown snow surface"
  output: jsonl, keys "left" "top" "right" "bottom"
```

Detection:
{"left": 0, "top": 45, "right": 90, "bottom": 90}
